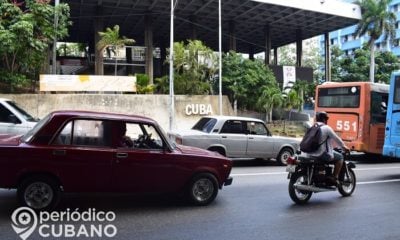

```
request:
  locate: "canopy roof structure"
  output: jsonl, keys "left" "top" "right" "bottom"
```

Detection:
{"left": 65, "top": 0, "right": 361, "bottom": 53}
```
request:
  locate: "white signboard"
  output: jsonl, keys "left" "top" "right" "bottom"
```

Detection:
{"left": 282, "top": 66, "right": 296, "bottom": 93}
{"left": 40, "top": 75, "right": 136, "bottom": 92}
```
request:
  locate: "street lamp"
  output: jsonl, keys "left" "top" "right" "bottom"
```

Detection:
{"left": 169, "top": 0, "right": 175, "bottom": 131}
{"left": 52, "top": 0, "right": 59, "bottom": 74}
{"left": 218, "top": 0, "right": 222, "bottom": 115}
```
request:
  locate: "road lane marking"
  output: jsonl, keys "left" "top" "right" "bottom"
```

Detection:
{"left": 354, "top": 167, "right": 400, "bottom": 171}
{"left": 231, "top": 172, "right": 286, "bottom": 176}
{"left": 358, "top": 179, "right": 400, "bottom": 185}
{"left": 231, "top": 166, "right": 400, "bottom": 177}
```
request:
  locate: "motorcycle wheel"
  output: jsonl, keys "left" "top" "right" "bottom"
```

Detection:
{"left": 288, "top": 172, "right": 312, "bottom": 204}
{"left": 338, "top": 168, "right": 356, "bottom": 197}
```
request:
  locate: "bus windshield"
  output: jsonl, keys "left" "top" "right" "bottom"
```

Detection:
{"left": 318, "top": 86, "right": 360, "bottom": 108}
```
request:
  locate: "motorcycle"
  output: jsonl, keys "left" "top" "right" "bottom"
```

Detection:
{"left": 286, "top": 149, "right": 356, "bottom": 204}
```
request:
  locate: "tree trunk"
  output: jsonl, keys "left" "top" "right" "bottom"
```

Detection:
{"left": 370, "top": 43, "right": 375, "bottom": 83}
{"left": 95, "top": 48, "right": 104, "bottom": 75}
{"left": 299, "top": 89, "right": 304, "bottom": 112}
{"left": 269, "top": 109, "right": 273, "bottom": 123}
{"left": 234, "top": 99, "right": 237, "bottom": 116}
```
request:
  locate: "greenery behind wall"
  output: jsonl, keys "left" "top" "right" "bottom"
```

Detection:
{"left": 0, "top": 0, "right": 70, "bottom": 92}
{"left": 1, "top": 0, "right": 399, "bottom": 117}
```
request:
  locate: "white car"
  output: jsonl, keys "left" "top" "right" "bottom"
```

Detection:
{"left": 0, "top": 98, "right": 38, "bottom": 135}
{"left": 169, "top": 116, "right": 300, "bottom": 165}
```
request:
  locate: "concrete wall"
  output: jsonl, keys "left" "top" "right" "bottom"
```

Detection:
{"left": 0, "top": 94, "right": 234, "bottom": 131}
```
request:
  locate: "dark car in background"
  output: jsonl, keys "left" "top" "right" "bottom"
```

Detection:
{"left": 0, "top": 111, "right": 232, "bottom": 210}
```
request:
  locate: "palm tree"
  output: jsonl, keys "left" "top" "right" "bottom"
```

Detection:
{"left": 257, "top": 85, "right": 284, "bottom": 123}
{"left": 355, "top": 0, "right": 396, "bottom": 83}
{"left": 292, "top": 80, "right": 310, "bottom": 112}
{"left": 283, "top": 89, "right": 303, "bottom": 122}
{"left": 96, "top": 25, "right": 135, "bottom": 75}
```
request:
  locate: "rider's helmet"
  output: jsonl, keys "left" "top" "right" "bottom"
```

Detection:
{"left": 316, "top": 111, "right": 329, "bottom": 123}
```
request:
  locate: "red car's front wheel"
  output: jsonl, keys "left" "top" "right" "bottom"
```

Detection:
{"left": 187, "top": 173, "right": 219, "bottom": 206}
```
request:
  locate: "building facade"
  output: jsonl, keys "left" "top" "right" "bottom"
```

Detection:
{"left": 320, "top": 0, "right": 400, "bottom": 61}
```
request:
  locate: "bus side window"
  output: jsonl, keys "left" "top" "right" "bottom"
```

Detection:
{"left": 371, "top": 92, "right": 388, "bottom": 123}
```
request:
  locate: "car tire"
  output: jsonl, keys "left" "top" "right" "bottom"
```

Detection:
{"left": 187, "top": 173, "right": 219, "bottom": 206}
{"left": 208, "top": 147, "right": 226, "bottom": 156}
{"left": 17, "top": 175, "right": 61, "bottom": 211}
{"left": 277, "top": 147, "right": 294, "bottom": 166}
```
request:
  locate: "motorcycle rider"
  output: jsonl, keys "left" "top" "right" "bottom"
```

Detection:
{"left": 307, "top": 111, "right": 350, "bottom": 185}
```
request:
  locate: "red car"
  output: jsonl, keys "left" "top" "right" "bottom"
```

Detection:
{"left": 0, "top": 111, "right": 232, "bottom": 210}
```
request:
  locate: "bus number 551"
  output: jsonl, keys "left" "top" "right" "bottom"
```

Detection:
{"left": 336, "top": 120, "right": 357, "bottom": 132}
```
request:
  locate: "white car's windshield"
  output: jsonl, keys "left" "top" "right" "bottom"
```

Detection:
{"left": 192, "top": 117, "right": 217, "bottom": 133}
{"left": 6, "top": 101, "right": 37, "bottom": 122}
{"left": 21, "top": 114, "right": 51, "bottom": 143}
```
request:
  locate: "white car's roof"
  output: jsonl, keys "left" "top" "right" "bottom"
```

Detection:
{"left": 205, "top": 115, "right": 264, "bottom": 123}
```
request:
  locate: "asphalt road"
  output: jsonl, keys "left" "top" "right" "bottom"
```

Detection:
{"left": 1, "top": 158, "right": 400, "bottom": 240}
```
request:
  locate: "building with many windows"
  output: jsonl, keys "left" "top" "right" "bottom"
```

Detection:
{"left": 320, "top": 0, "right": 400, "bottom": 63}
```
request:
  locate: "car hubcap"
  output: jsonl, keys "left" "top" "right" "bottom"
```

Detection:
{"left": 281, "top": 151, "right": 291, "bottom": 164}
{"left": 192, "top": 178, "right": 214, "bottom": 202}
{"left": 24, "top": 182, "right": 53, "bottom": 209}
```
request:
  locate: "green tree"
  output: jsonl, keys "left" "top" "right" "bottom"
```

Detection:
{"left": 339, "top": 47, "right": 370, "bottom": 82}
{"left": 355, "top": 0, "right": 396, "bottom": 82}
{"left": 330, "top": 45, "right": 399, "bottom": 83}
{"left": 292, "top": 80, "right": 311, "bottom": 112}
{"left": 222, "top": 51, "right": 277, "bottom": 113}
{"left": 257, "top": 85, "right": 283, "bottom": 122}
{"left": 135, "top": 73, "right": 154, "bottom": 93}
{"left": 0, "top": 0, "right": 70, "bottom": 85}
{"left": 375, "top": 51, "right": 400, "bottom": 83}
{"left": 330, "top": 45, "right": 344, "bottom": 82}
{"left": 96, "top": 25, "right": 135, "bottom": 75}
{"left": 156, "top": 40, "right": 218, "bottom": 95}
{"left": 283, "top": 89, "right": 303, "bottom": 121}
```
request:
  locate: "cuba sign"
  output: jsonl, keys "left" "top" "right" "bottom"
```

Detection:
{"left": 185, "top": 104, "right": 213, "bottom": 115}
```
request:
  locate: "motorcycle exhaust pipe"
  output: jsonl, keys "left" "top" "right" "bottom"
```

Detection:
{"left": 294, "top": 184, "right": 336, "bottom": 192}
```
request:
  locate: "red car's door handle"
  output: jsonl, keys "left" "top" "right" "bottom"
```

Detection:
{"left": 116, "top": 152, "right": 128, "bottom": 158}
{"left": 53, "top": 149, "right": 66, "bottom": 156}
{"left": 53, "top": 149, "right": 67, "bottom": 156}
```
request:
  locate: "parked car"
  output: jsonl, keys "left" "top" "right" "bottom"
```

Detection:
{"left": 0, "top": 98, "right": 38, "bottom": 135}
{"left": 169, "top": 116, "right": 300, "bottom": 165}
{"left": 0, "top": 111, "right": 233, "bottom": 210}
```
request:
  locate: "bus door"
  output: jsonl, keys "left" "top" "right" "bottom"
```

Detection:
{"left": 369, "top": 91, "right": 388, "bottom": 154}
{"left": 383, "top": 72, "right": 400, "bottom": 158}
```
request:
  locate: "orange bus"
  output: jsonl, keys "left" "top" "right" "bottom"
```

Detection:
{"left": 315, "top": 82, "right": 389, "bottom": 154}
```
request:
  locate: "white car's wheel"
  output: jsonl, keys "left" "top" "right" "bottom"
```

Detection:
{"left": 277, "top": 148, "right": 293, "bottom": 166}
